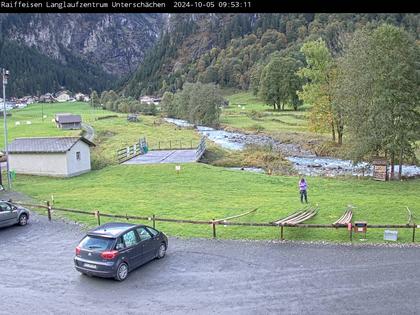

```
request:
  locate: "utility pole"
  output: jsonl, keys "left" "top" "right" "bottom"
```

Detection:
{"left": 2, "top": 68, "right": 11, "bottom": 189}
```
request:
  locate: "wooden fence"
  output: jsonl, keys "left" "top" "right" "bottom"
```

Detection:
{"left": 12, "top": 201, "right": 418, "bottom": 242}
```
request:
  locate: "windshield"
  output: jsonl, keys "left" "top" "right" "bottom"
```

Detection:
{"left": 79, "top": 236, "right": 115, "bottom": 251}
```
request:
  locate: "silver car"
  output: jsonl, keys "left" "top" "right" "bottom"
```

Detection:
{"left": 0, "top": 200, "right": 30, "bottom": 228}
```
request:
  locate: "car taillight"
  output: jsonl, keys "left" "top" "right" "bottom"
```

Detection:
{"left": 75, "top": 246, "right": 81, "bottom": 256}
{"left": 101, "top": 250, "right": 119, "bottom": 260}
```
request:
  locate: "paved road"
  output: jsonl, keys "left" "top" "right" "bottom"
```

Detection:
{"left": 124, "top": 149, "right": 197, "bottom": 164}
{"left": 1, "top": 212, "right": 420, "bottom": 314}
{"left": 81, "top": 123, "right": 95, "bottom": 141}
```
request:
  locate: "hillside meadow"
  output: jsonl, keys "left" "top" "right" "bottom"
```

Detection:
{"left": 0, "top": 102, "right": 200, "bottom": 168}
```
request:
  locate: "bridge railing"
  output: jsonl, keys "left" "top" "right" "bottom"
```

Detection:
{"left": 196, "top": 136, "right": 206, "bottom": 161}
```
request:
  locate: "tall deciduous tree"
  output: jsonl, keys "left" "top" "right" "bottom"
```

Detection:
{"left": 297, "top": 39, "right": 343, "bottom": 143}
{"left": 160, "top": 91, "right": 175, "bottom": 117}
{"left": 171, "top": 82, "right": 222, "bottom": 126}
{"left": 337, "top": 24, "right": 420, "bottom": 177}
{"left": 259, "top": 55, "right": 302, "bottom": 111}
{"left": 90, "top": 90, "right": 100, "bottom": 108}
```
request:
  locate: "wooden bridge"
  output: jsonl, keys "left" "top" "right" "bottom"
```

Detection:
{"left": 118, "top": 137, "right": 206, "bottom": 165}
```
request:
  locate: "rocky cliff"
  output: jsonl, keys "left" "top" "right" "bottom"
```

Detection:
{"left": 0, "top": 13, "right": 165, "bottom": 76}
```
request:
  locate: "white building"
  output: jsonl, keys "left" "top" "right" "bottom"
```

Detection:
{"left": 55, "top": 91, "right": 71, "bottom": 102}
{"left": 140, "top": 96, "right": 161, "bottom": 105}
{"left": 8, "top": 137, "right": 95, "bottom": 177}
{"left": 75, "top": 93, "right": 90, "bottom": 102}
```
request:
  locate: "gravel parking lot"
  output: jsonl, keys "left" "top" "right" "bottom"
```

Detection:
{"left": 1, "top": 211, "right": 420, "bottom": 314}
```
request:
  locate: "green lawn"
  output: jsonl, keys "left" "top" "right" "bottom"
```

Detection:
{"left": 12, "top": 163, "right": 420, "bottom": 243}
{"left": 222, "top": 92, "right": 311, "bottom": 133}
{"left": 0, "top": 102, "right": 91, "bottom": 148}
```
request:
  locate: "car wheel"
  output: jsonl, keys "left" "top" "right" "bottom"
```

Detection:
{"left": 18, "top": 214, "right": 28, "bottom": 226}
{"left": 157, "top": 243, "right": 166, "bottom": 259}
{"left": 115, "top": 262, "right": 129, "bottom": 281}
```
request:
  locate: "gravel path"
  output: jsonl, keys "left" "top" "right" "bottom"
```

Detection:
{"left": 81, "top": 122, "right": 95, "bottom": 141}
{"left": 1, "top": 209, "right": 420, "bottom": 314}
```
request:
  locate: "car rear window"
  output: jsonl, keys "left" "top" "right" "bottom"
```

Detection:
{"left": 79, "top": 236, "right": 115, "bottom": 251}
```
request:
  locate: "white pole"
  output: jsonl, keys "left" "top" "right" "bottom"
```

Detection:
{"left": 2, "top": 69, "right": 11, "bottom": 189}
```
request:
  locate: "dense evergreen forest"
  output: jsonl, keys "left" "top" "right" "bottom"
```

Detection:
{"left": 123, "top": 13, "right": 419, "bottom": 97}
{"left": 0, "top": 38, "right": 115, "bottom": 97}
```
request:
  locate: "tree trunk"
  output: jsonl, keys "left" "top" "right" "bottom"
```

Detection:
{"left": 398, "top": 148, "right": 403, "bottom": 180}
{"left": 338, "top": 130, "right": 343, "bottom": 145}
{"left": 390, "top": 152, "right": 395, "bottom": 180}
{"left": 331, "top": 120, "right": 336, "bottom": 142}
{"left": 336, "top": 117, "right": 344, "bottom": 145}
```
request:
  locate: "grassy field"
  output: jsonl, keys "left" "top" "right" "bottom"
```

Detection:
{"left": 222, "top": 92, "right": 311, "bottom": 133}
{"left": 0, "top": 102, "right": 93, "bottom": 147}
{"left": 12, "top": 163, "right": 420, "bottom": 243}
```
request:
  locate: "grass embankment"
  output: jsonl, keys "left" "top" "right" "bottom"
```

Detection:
{"left": 13, "top": 163, "right": 420, "bottom": 243}
{"left": 223, "top": 92, "right": 310, "bottom": 133}
{"left": 224, "top": 92, "right": 420, "bottom": 162}
{"left": 223, "top": 92, "right": 343, "bottom": 158}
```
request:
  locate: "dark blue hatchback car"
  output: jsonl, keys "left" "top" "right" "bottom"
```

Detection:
{"left": 74, "top": 222, "right": 168, "bottom": 281}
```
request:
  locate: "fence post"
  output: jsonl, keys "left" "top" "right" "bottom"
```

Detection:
{"left": 95, "top": 210, "right": 101, "bottom": 226}
{"left": 413, "top": 226, "right": 416, "bottom": 243}
{"left": 152, "top": 214, "right": 156, "bottom": 229}
{"left": 46, "top": 201, "right": 52, "bottom": 221}
{"left": 212, "top": 219, "right": 217, "bottom": 239}
{"left": 280, "top": 224, "right": 284, "bottom": 241}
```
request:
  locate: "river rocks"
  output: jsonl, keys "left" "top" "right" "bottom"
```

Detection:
{"left": 164, "top": 118, "right": 420, "bottom": 178}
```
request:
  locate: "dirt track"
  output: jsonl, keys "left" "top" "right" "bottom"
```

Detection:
{"left": 1, "top": 211, "right": 420, "bottom": 314}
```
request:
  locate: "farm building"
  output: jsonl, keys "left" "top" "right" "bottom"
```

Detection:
{"left": 39, "top": 93, "right": 56, "bottom": 103}
{"left": 8, "top": 137, "right": 95, "bottom": 177}
{"left": 55, "top": 91, "right": 72, "bottom": 102}
{"left": 75, "top": 93, "right": 90, "bottom": 102}
{"left": 55, "top": 113, "right": 82, "bottom": 129}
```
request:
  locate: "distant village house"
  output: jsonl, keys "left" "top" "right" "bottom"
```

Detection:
{"left": 39, "top": 93, "right": 56, "bottom": 103}
{"left": 55, "top": 91, "right": 72, "bottom": 102}
{"left": 8, "top": 137, "right": 95, "bottom": 177}
{"left": 140, "top": 96, "right": 161, "bottom": 105}
{"left": 55, "top": 113, "right": 82, "bottom": 130}
{"left": 75, "top": 93, "right": 90, "bottom": 102}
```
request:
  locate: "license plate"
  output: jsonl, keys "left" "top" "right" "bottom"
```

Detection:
{"left": 84, "top": 263, "right": 97, "bottom": 269}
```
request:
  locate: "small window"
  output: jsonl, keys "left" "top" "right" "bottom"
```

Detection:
{"left": 136, "top": 227, "right": 152, "bottom": 241}
{"left": 76, "top": 152, "right": 81, "bottom": 160}
{"left": 79, "top": 236, "right": 114, "bottom": 251}
{"left": 0, "top": 202, "right": 11, "bottom": 212}
{"left": 122, "top": 230, "right": 139, "bottom": 247}
{"left": 115, "top": 237, "right": 125, "bottom": 250}
{"left": 146, "top": 227, "right": 159, "bottom": 237}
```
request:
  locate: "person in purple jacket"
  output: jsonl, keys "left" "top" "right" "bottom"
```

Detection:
{"left": 299, "top": 177, "right": 308, "bottom": 203}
